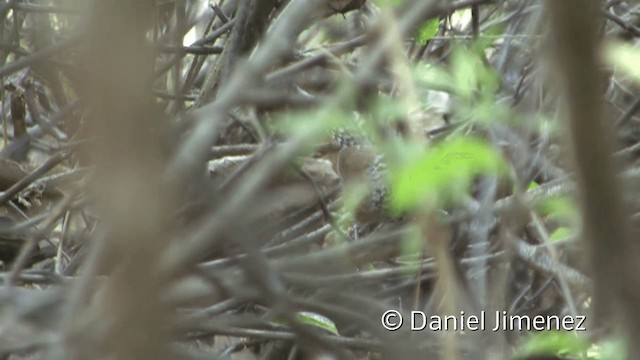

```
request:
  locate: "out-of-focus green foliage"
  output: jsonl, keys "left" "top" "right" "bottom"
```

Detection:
{"left": 549, "top": 226, "right": 572, "bottom": 242}
{"left": 413, "top": 63, "right": 455, "bottom": 93}
{"left": 389, "top": 137, "right": 506, "bottom": 213}
{"left": 516, "top": 332, "right": 626, "bottom": 360}
{"left": 373, "top": 0, "right": 440, "bottom": 43}
{"left": 450, "top": 46, "right": 499, "bottom": 100}
{"left": 399, "top": 224, "right": 424, "bottom": 262}
{"left": 588, "top": 338, "right": 627, "bottom": 360}
{"left": 383, "top": 41, "right": 509, "bottom": 214}
{"left": 272, "top": 84, "right": 357, "bottom": 151}
{"left": 538, "top": 196, "right": 578, "bottom": 225}
{"left": 515, "top": 331, "right": 590, "bottom": 359}
{"left": 604, "top": 41, "right": 640, "bottom": 84}
{"left": 528, "top": 182, "right": 578, "bottom": 243}
{"left": 416, "top": 18, "right": 440, "bottom": 43}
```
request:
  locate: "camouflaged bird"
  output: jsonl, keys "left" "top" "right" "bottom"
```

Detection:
{"left": 332, "top": 131, "right": 394, "bottom": 224}
{"left": 328, "top": 92, "right": 451, "bottom": 224}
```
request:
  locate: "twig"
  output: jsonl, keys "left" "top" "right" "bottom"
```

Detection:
{"left": 0, "top": 37, "right": 75, "bottom": 78}
{"left": 0, "top": 151, "right": 70, "bottom": 206}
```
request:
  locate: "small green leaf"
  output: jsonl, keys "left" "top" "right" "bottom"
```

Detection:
{"left": 549, "top": 227, "right": 572, "bottom": 243}
{"left": 527, "top": 181, "right": 539, "bottom": 190}
{"left": 416, "top": 18, "right": 440, "bottom": 43}
{"left": 538, "top": 196, "right": 579, "bottom": 225}
{"left": 295, "top": 312, "right": 339, "bottom": 335}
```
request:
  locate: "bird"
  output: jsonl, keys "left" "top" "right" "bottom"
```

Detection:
{"left": 328, "top": 93, "right": 451, "bottom": 225}
{"left": 332, "top": 131, "right": 394, "bottom": 224}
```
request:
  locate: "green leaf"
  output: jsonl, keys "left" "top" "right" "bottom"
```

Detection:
{"left": 538, "top": 196, "right": 579, "bottom": 225}
{"left": 464, "top": 96, "right": 510, "bottom": 123}
{"left": 271, "top": 104, "right": 353, "bottom": 157}
{"left": 549, "top": 227, "right": 572, "bottom": 243}
{"left": 370, "top": 95, "right": 409, "bottom": 127}
{"left": 295, "top": 312, "right": 339, "bottom": 335}
{"left": 451, "top": 48, "right": 479, "bottom": 99}
{"left": 399, "top": 225, "right": 424, "bottom": 262}
{"left": 588, "top": 338, "right": 627, "bottom": 360}
{"left": 413, "top": 63, "right": 454, "bottom": 93}
{"left": 389, "top": 137, "right": 506, "bottom": 212}
{"left": 450, "top": 46, "right": 499, "bottom": 100}
{"left": 416, "top": 18, "right": 440, "bottom": 43}
{"left": 515, "top": 331, "right": 590, "bottom": 359}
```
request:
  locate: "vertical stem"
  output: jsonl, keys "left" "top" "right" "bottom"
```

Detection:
{"left": 547, "top": 0, "right": 640, "bottom": 356}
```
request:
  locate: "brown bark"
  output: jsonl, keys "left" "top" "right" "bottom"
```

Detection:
{"left": 196, "top": 0, "right": 280, "bottom": 106}
{"left": 547, "top": 0, "right": 640, "bottom": 356}
{"left": 68, "top": 1, "right": 177, "bottom": 358}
